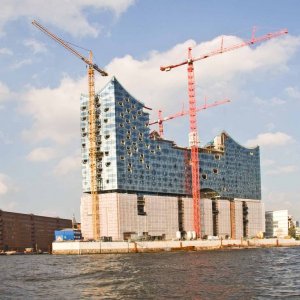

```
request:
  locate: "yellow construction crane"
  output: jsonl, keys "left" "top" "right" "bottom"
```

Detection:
{"left": 32, "top": 20, "right": 108, "bottom": 240}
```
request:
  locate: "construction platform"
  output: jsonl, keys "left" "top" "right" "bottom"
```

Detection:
{"left": 52, "top": 239, "right": 300, "bottom": 255}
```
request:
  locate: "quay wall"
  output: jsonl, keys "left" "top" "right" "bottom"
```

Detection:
{"left": 52, "top": 239, "right": 300, "bottom": 255}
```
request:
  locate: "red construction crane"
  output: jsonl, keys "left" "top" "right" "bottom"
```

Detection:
{"left": 149, "top": 98, "right": 230, "bottom": 137}
{"left": 160, "top": 28, "right": 288, "bottom": 238}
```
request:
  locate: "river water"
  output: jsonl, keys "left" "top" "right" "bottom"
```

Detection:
{"left": 0, "top": 247, "right": 299, "bottom": 299}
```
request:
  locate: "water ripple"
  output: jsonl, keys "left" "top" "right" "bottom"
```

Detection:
{"left": 0, "top": 248, "right": 299, "bottom": 299}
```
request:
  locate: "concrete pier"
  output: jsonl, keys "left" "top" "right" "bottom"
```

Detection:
{"left": 52, "top": 239, "right": 300, "bottom": 255}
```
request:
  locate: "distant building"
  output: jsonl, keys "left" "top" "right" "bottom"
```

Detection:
{"left": 80, "top": 77, "right": 265, "bottom": 241}
{"left": 265, "top": 210, "right": 289, "bottom": 238}
{"left": 296, "top": 227, "right": 300, "bottom": 239}
{"left": 0, "top": 210, "right": 72, "bottom": 252}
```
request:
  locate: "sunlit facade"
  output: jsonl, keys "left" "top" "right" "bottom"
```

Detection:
{"left": 80, "top": 77, "right": 264, "bottom": 240}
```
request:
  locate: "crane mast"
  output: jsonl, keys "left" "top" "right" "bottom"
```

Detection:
{"left": 32, "top": 20, "right": 108, "bottom": 241}
{"left": 160, "top": 28, "right": 288, "bottom": 238}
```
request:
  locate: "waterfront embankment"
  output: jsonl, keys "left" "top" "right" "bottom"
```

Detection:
{"left": 52, "top": 238, "right": 300, "bottom": 254}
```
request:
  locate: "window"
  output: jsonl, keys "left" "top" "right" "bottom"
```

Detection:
{"left": 104, "top": 119, "right": 108, "bottom": 123}
{"left": 202, "top": 174, "right": 207, "bottom": 180}
{"left": 120, "top": 156, "right": 125, "bottom": 160}
{"left": 137, "top": 196, "right": 146, "bottom": 216}
{"left": 104, "top": 107, "right": 109, "bottom": 112}
{"left": 214, "top": 154, "right": 220, "bottom": 160}
{"left": 118, "top": 102, "right": 124, "bottom": 106}
{"left": 120, "top": 123, "right": 124, "bottom": 127}
{"left": 105, "top": 135, "right": 110, "bottom": 139}
{"left": 213, "top": 168, "right": 218, "bottom": 174}
{"left": 105, "top": 162, "right": 111, "bottom": 167}
{"left": 105, "top": 151, "right": 109, "bottom": 156}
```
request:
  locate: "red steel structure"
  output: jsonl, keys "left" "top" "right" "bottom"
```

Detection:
{"left": 160, "top": 28, "right": 288, "bottom": 238}
{"left": 149, "top": 98, "right": 230, "bottom": 137}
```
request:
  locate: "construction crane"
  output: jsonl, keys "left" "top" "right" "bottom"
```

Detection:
{"left": 32, "top": 20, "right": 108, "bottom": 241}
{"left": 149, "top": 98, "right": 230, "bottom": 137}
{"left": 160, "top": 28, "right": 288, "bottom": 238}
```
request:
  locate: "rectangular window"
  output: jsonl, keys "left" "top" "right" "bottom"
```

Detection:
{"left": 137, "top": 196, "right": 146, "bottom": 216}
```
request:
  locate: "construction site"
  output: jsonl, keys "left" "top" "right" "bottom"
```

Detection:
{"left": 31, "top": 21, "right": 289, "bottom": 247}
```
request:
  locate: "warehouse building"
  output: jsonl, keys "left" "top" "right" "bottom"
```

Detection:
{"left": 0, "top": 210, "right": 72, "bottom": 252}
{"left": 80, "top": 77, "right": 265, "bottom": 241}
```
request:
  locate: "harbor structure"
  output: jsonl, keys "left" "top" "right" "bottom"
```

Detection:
{"left": 80, "top": 78, "right": 265, "bottom": 241}
{"left": 0, "top": 209, "right": 71, "bottom": 252}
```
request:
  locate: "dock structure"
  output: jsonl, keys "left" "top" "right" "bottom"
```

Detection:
{"left": 80, "top": 77, "right": 264, "bottom": 242}
{"left": 52, "top": 239, "right": 300, "bottom": 255}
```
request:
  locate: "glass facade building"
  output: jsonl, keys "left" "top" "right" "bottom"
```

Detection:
{"left": 80, "top": 77, "right": 261, "bottom": 200}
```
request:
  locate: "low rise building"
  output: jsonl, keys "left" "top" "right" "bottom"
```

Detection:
{"left": 265, "top": 210, "right": 289, "bottom": 238}
{"left": 0, "top": 210, "right": 72, "bottom": 252}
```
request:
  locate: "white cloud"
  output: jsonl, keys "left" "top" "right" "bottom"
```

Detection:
{"left": 0, "top": 48, "right": 13, "bottom": 55}
{"left": 0, "top": 0, "right": 135, "bottom": 37}
{"left": 20, "top": 34, "right": 300, "bottom": 148}
{"left": 266, "top": 165, "right": 298, "bottom": 175}
{"left": 0, "top": 81, "right": 10, "bottom": 105}
{"left": 261, "top": 159, "right": 275, "bottom": 167}
{"left": 246, "top": 132, "right": 294, "bottom": 147}
{"left": 26, "top": 147, "right": 57, "bottom": 162}
{"left": 11, "top": 58, "right": 32, "bottom": 70}
{"left": 54, "top": 153, "right": 81, "bottom": 175}
{"left": 254, "top": 96, "right": 286, "bottom": 106}
{"left": 0, "top": 173, "right": 9, "bottom": 195}
{"left": 0, "top": 131, "right": 12, "bottom": 145}
{"left": 21, "top": 76, "right": 85, "bottom": 144}
{"left": 24, "top": 39, "right": 47, "bottom": 54}
{"left": 266, "top": 122, "right": 275, "bottom": 131}
{"left": 104, "top": 34, "right": 300, "bottom": 117}
{"left": 286, "top": 86, "right": 300, "bottom": 99}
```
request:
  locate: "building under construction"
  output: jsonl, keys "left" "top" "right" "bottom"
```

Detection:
{"left": 80, "top": 77, "right": 265, "bottom": 241}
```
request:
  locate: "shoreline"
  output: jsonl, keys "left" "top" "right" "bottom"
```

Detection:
{"left": 52, "top": 238, "right": 300, "bottom": 255}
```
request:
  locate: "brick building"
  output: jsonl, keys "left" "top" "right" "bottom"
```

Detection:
{"left": 0, "top": 210, "right": 72, "bottom": 252}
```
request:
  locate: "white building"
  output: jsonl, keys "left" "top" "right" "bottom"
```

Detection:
{"left": 265, "top": 210, "right": 289, "bottom": 238}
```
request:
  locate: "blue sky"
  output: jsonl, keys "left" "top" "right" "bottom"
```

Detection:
{"left": 0, "top": 0, "right": 300, "bottom": 222}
